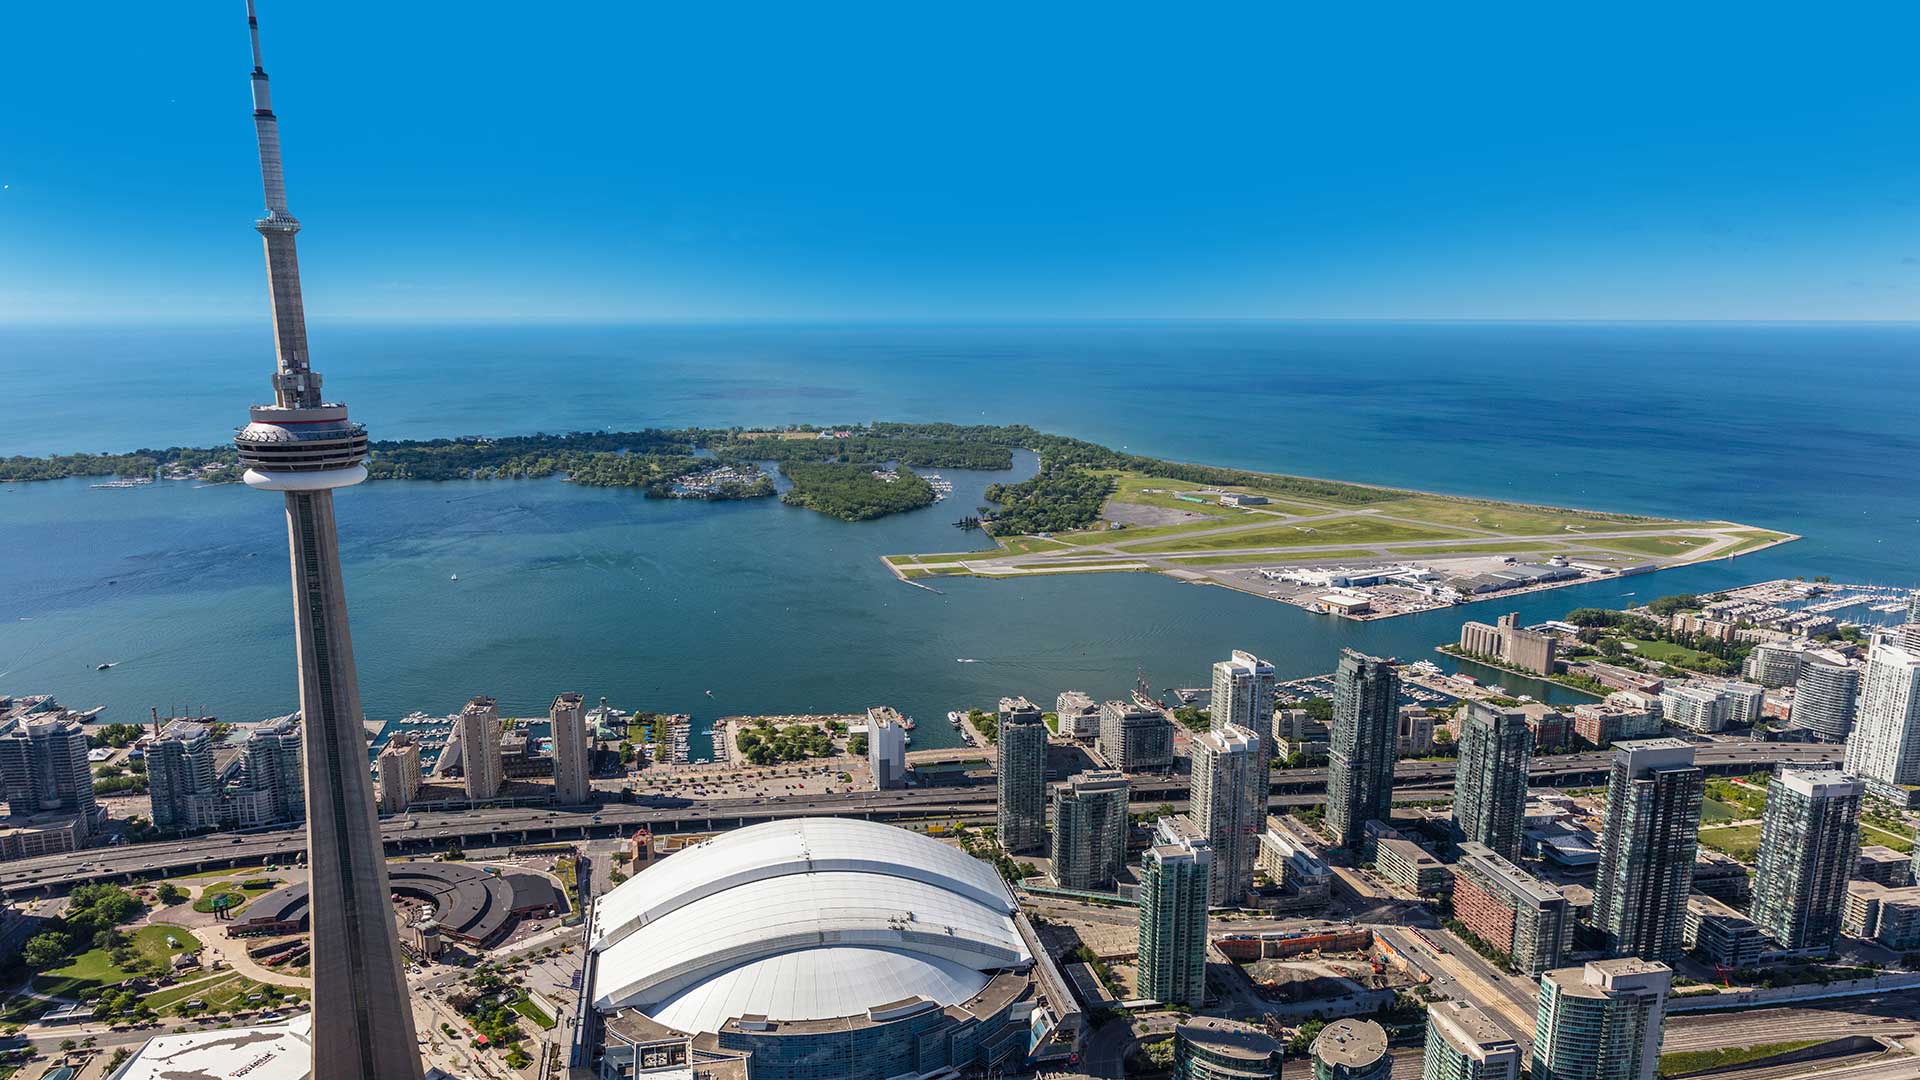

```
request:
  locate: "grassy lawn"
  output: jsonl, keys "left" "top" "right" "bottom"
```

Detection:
{"left": 1590, "top": 534, "right": 1717, "bottom": 558}
{"left": 898, "top": 550, "right": 991, "bottom": 564}
{"left": 1122, "top": 516, "right": 1468, "bottom": 554}
{"left": 1699, "top": 799, "right": 1748, "bottom": 824}
{"left": 511, "top": 994, "right": 557, "bottom": 1030}
{"left": 145, "top": 971, "right": 307, "bottom": 1015}
{"left": 192, "top": 879, "right": 279, "bottom": 914}
{"left": 1698, "top": 824, "right": 1764, "bottom": 861}
{"left": 995, "top": 535, "right": 1076, "bottom": 555}
{"left": 1385, "top": 540, "right": 1569, "bottom": 556}
{"left": 1658, "top": 1039, "right": 1821, "bottom": 1077}
{"left": 1719, "top": 529, "right": 1794, "bottom": 556}
{"left": 175, "top": 865, "right": 268, "bottom": 881}
{"left": 1155, "top": 549, "right": 1382, "bottom": 566}
{"left": 1376, "top": 495, "right": 1677, "bottom": 535}
{"left": 1054, "top": 517, "right": 1237, "bottom": 546}
{"left": 36, "top": 923, "right": 198, "bottom": 998}
{"left": 1623, "top": 638, "right": 1720, "bottom": 667}
{"left": 142, "top": 971, "right": 239, "bottom": 1011}
{"left": 1861, "top": 821, "right": 1916, "bottom": 854}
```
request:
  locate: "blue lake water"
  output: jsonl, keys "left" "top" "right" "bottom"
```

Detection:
{"left": 2, "top": 321, "right": 1916, "bottom": 755}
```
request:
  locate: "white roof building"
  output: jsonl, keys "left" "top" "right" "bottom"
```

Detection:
{"left": 589, "top": 818, "right": 1031, "bottom": 1034}
{"left": 107, "top": 1014, "right": 313, "bottom": 1080}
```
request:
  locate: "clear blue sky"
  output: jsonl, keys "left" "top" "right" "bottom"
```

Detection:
{"left": 4, "top": 2, "right": 1918, "bottom": 321}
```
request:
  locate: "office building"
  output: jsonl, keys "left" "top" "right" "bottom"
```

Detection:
{"left": 1189, "top": 724, "right": 1266, "bottom": 906}
{"left": 1139, "top": 817, "right": 1212, "bottom": 1008}
{"left": 1458, "top": 612, "right": 1558, "bottom": 676}
{"left": 1098, "top": 698, "right": 1174, "bottom": 771}
{"left": 1531, "top": 959, "right": 1671, "bottom": 1080}
{"left": 457, "top": 697, "right": 504, "bottom": 802}
{"left": 1055, "top": 690, "right": 1101, "bottom": 740}
{"left": 226, "top": 6, "right": 421, "bottom": 1072}
{"left": 1399, "top": 707, "right": 1436, "bottom": 757}
{"left": 1845, "top": 880, "right": 1920, "bottom": 949}
{"left": 1751, "top": 768, "right": 1863, "bottom": 952}
{"left": 1273, "top": 708, "right": 1330, "bottom": 762}
{"left": 1453, "top": 701, "right": 1533, "bottom": 859}
{"left": 1856, "top": 845, "right": 1913, "bottom": 887}
{"left": 1327, "top": 649, "right": 1398, "bottom": 851}
{"left": 376, "top": 734, "right": 422, "bottom": 815}
{"left": 1844, "top": 629, "right": 1920, "bottom": 801}
{"left": 148, "top": 722, "right": 222, "bottom": 834}
{"left": 1211, "top": 650, "right": 1275, "bottom": 734}
{"left": 1173, "top": 1017, "right": 1280, "bottom": 1080}
{"left": 1375, "top": 837, "right": 1449, "bottom": 897}
{"left": 550, "top": 692, "right": 591, "bottom": 806}
{"left": 1051, "top": 770, "right": 1129, "bottom": 889}
{"left": 1789, "top": 657, "right": 1860, "bottom": 743}
{"left": 866, "top": 707, "right": 909, "bottom": 791}
{"left": 1257, "top": 818, "right": 1333, "bottom": 909}
{"left": 1310, "top": 1019, "right": 1389, "bottom": 1080}
{"left": 1452, "top": 843, "right": 1573, "bottom": 976}
{"left": 1683, "top": 894, "right": 1765, "bottom": 969}
{"left": 237, "top": 715, "right": 304, "bottom": 823}
{"left": 1422, "top": 1000, "right": 1520, "bottom": 1080}
{"left": 997, "top": 696, "right": 1048, "bottom": 852}
{"left": 1592, "top": 739, "right": 1703, "bottom": 962}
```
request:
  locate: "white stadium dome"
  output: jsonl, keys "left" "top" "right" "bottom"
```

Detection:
{"left": 589, "top": 817, "right": 1032, "bottom": 1032}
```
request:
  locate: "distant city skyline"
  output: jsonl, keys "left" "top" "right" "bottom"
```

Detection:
{"left": 6, "top": 4, "right": 1920, "bottom": 323}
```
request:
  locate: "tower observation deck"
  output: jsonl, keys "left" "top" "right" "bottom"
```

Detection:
{"left": 231, "top": 4, "right": 423, "bottom": 1079}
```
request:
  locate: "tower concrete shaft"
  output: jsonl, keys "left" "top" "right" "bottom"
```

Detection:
{"left": 235, "top": 5, "right": 422, "bottom": 1078}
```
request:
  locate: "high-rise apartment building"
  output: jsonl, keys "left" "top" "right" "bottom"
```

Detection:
{"left": 0, "top": 714, "right": 98, "bottom": 837}
{"left": 1789, "top": 657, "right": 1860, "bottom": 743}
{"left": 1592, "top": 739, "right": 1703, "bottom": 962}
{"left": 1452, "top": 843, "right": 1572, "bottom": 976}
{"left": 1751, "top": 768, "right": 1863, "bottom": 952}
{"left": 1844, "top": 628, "right": 1920, "bottom": 801}
{"left": 376, "top": 734, "right": 422, "bottom": 815}
{"left": 1188, "top": 725, "right": 1266, "bottom": 906}
{"left": 1055, "top": 690, "right": 1101, "bottom": 740}
{"left": 997, "top": 696, "right": 1048, "bottom": 852}
{"left": 1310, "top": 1019, "right": 1390, "bottom": 1080}
{"left": 1173, "top": 1017, "right": 1280, "bottom": 1080}
{"left": 1532, "top": 959, "right": 1671, "bottom": 1080}
{"left": 1327, "top": 649, "right": 1397, "bottom": 851}
{"left": 148, "top": 722, "right": 222, "bottom": 834}
{"left": 1050, "top": 770, "right": 1129, "bottom": 889}
{"left": 458, "top": 696, "right": 504, "bottom": 802}
{"left": 550, "top": 692, "right": 592, "bottom": 806}
{"left": 1452, "top": 701, "right": 1533, "bottom": 859}
{"left": 1098, "top": 698, "right": 1173, "bottom": 771}
{"left": 1210, "top": 650, "right": 1275, "bottom": 734}
{"left": 867, "top": 708, "right": 909, "bottom": 791}
{"left": 1422, "top": 1000, "right": 1520, "bottom": 1080}
{"left": 238, "top": 715, "right": 304, "bottom": 823}
{"left": 1138, "top": 817, "right": 1211, "bottom": 1008}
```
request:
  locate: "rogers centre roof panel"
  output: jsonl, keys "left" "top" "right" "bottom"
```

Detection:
{"left": 589, "top": 818, "right": 1031, "bottom": 1026}
{"left": 591, "top": 817, "right": 1015, "bottom": 952}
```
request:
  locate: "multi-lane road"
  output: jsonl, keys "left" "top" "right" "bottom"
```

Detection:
{"left": 0, "top": 738, "right": 1836, "bottom": 897}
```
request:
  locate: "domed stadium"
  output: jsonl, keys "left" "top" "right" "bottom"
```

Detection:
{"left": 586, "top": 817, "right": 1061, "bottom": 1080}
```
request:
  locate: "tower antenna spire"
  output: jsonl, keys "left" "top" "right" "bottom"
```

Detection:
{"left": 231, "top": 6, "right": 421, "bottom": 1078}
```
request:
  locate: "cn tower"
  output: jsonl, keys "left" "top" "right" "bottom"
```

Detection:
{"left": 232, "top": 3, "right": 423, "bottom": 1077}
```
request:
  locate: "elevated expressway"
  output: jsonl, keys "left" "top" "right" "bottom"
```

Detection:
{"left": 0, "top": 739, "right": 1834, "bottom": 898}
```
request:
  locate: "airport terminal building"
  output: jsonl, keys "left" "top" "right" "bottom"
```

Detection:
{"left": 585, "top": 818, "right": 1059, "bottom": 1080}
